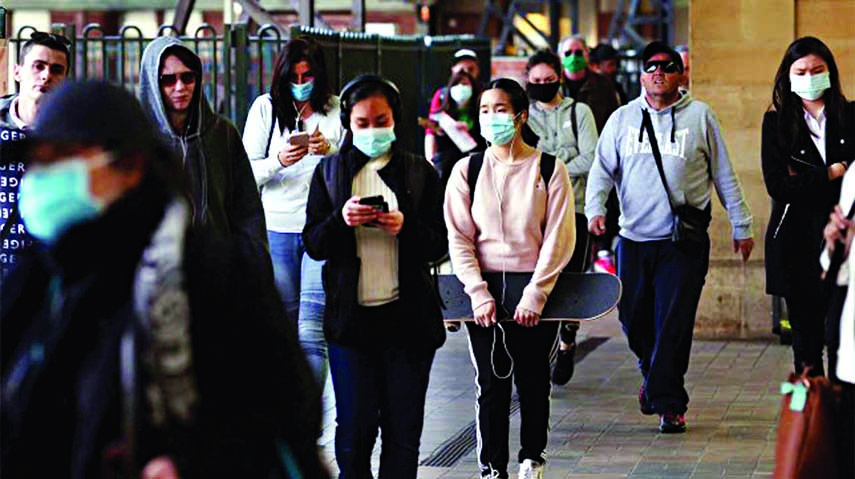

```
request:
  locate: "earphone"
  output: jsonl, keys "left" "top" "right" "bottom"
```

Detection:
{"left": 339, "top": 74, "right": 403, "bottom": 130}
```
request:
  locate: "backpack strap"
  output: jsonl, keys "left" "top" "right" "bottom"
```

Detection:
{"left": 467, "top": 151, "right": 556, "bottom": 206}
{"left": 540, "top": 152, "right": 556, "bottom": 187}
{"left": 570, "top": 100, "right": 578, "bottom": 141}
{"left": 265, "top": 96, "right": 276, "bottom": 156}
{"left": 467, "top": 151, "right": 485, "bottom": 205}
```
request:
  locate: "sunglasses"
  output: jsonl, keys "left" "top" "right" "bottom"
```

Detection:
{"left": 643, "top": 60, "right": 680, "bottom": 74}
{"left": 565, "top": 49, "right": 586, "bottom": 57}
{"left": 160, "top": 72, "right": 198, "bottom": 87}
{"left": 30, "top": 31, "right": 72, "bottom": 46}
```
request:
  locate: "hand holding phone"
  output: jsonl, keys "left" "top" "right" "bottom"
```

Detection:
{"left": 358, "top": 195, "right": 389, "bottom": 213}
{"left": 289, "top": 131, "right": 310, "bottom": 147}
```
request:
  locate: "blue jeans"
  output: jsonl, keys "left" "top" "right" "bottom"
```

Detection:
{"left": 616, "top": 236, "right": 709, "bottom": 415}
{"left": 268, "top": 231, "right": 328, "bottom": 386}
{"left": 328, "top": 302, "right": 435, "bottom": 479}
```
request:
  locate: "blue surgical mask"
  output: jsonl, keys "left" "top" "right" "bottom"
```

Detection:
{"left": 480, "top": 113, "right": 518, "bottom": 146}
{"left": 291, "top": 80, "right": 314, "bottom": 102}
{"left": 18, "top": 157, "right": 107, "bottom": 243}
{"left": 790, "top": 72, "right": 830, "bottom": 101}
{"left": 352, "top": 126, "right": 396, "bottom": 158}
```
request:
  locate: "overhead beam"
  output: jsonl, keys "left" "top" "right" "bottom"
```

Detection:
{"left": 235, "top": 0, "right": 285, "bottom": 32}
{"left": 172, "top": 0, "right": 196, "bottom": 34}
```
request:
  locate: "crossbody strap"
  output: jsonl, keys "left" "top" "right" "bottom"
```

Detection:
{"left": 641, "top": 109, "right": 677, "bottom": 214}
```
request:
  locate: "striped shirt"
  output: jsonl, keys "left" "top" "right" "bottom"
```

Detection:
{"left": 353, "top": 152, "right": 400, "bottom": 306}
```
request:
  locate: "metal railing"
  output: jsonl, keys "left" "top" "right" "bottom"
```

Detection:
{"left": 8, "top": 22, "right": 290, "bottom": 131}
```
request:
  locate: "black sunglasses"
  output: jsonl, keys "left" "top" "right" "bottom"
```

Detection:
{"left": 643, "top": 60, "right": 680, "bottom": 74}
{"left": 160, "top": 72, "right": 198, "bottom": 87}
{"left": 565, "top": 49, "right": 586, "bottom": 57}
{"left": 30, "top": 31, "right": 72, "bottom": 46}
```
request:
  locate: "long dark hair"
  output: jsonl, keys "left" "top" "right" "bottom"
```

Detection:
{"left": 440, "top": 71, "right": 482, "bottom": 121}
{"left": 480, "top": 78, "right": 539, "bottom": 146}
{"left": 270, "top": 38, "right": 334, "bottom": 133}
{"left": 771, "top": 36, "right": 847, "bottom": 148}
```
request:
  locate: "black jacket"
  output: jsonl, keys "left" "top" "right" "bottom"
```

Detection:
{"left": 562, "top": 69, "right": 619, "bottom": 134}
{"left": 762, "top": 102, "right": 855, "bottom": 296}
{"left": 0, "top": 175, "right": 326, "bottom": 479}
{"left": 302, "top": 146, "right": 448, "bottom": 352}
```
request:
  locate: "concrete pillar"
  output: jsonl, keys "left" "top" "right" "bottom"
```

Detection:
{"left": 690, "top": 0, "right": 795, "bottom": 338}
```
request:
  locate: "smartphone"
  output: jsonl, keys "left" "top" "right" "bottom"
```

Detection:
{"left": 289, "top": 131, "right": 309, "bottom": 147}
{"left": 358, "top": 195, "right": 389, "bottom": 213}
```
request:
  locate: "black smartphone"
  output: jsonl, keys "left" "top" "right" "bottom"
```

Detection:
{"left": 358, "top": 195, "right": 389, "bottom": 213}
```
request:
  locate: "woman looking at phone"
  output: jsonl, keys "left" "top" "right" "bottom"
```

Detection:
{"left": 242, "top": 38, "right": 344, "bottom": 386}
{"left": 303, "top": 74, "right": 448, "bottom": 478}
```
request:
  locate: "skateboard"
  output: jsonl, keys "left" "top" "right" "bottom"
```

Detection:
{"left": 439, "top": 272, "right": 621, "bottom": 321}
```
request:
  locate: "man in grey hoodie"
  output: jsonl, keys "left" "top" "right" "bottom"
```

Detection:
{"left": 586, "top": 41, "right": 754, "bottom": 434}
{"left": 139, "top": 36, "right": 269, "bottom": 266}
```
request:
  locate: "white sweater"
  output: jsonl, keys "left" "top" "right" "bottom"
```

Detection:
{"left": 242, "top": 93, "right": 344, "bottom": 232}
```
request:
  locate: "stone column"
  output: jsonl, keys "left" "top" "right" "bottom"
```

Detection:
{"left": 690, "top": 0, "right": 795, "bottom": 338}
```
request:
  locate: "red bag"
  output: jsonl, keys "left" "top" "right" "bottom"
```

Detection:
{"left": 774, "top": 371, "right": 841, "bottom": 479}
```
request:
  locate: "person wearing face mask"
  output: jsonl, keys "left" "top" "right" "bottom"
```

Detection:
{"left": 762, "top": 36, "right": 855, "bottom": 380}
{"left": 444, "top": 78, "right": 575, "bottom": 479}
{"left": 424, "top": 48, "right": 483, "bottom": 161}
{"left": 429, "top": 70, "right": 487, "bottom": 186}
{"left": 242, "top": 38, "right": 343, "bottom": 388}
{"left": 303, "top": 74, "right": 447, "bottom": 479}
{"left": 525, "top": 49, "right": 598, "bottom": 387}
{"left": 558, "top": 36, "right": 619, "bottom": 134}
{"left": 1, "top": 81, "right": 327, "bottom": 479}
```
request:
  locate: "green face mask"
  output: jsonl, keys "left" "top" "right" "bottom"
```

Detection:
{"left": 562, "top": 55, "right": 587, "bottom": 75}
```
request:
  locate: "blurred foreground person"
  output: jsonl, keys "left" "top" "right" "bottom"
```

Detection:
{"left": 0, "top": 81, "right": 326, "bottom": 479}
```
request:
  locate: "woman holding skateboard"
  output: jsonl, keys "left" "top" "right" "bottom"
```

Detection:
{"left": 303, "top": 74, "right": 448, "bottom": 478}
{"left": 242, "top": 38, "right": 344, "bottom": 386}
{"left": 444, "top": 78, "right": 576, "bottom": 479}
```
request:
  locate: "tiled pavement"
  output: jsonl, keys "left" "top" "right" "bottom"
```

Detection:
{"left": 318, "top": 312, "right": 791, "bottom": 478}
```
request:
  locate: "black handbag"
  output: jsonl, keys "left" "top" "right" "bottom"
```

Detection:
{"left": 642, "top": 109, "right": 711, "bottom": 254}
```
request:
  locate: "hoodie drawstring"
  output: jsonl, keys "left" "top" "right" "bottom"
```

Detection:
{"left": 638, "top": 107, "right": 678, "bottom": 144}
{"left": 670, "top": 107, "right": 676, "bottom": 143}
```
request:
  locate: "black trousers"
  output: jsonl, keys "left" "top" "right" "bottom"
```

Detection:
{"left": 785, "top": 279, "right": 828, "bottom": 377}
{"left": 616, "top": 237, "right": 709, "bottom": 414}
{"left": 466, "top": 321, "right": 560, "bottom": 477}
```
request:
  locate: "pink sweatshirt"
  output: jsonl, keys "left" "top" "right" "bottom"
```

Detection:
{"left": 444, "top": 148, "right": 576, "bottom": 315}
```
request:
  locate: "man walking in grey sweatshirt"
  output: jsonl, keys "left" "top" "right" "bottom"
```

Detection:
{"left": 586, "top": 41, "right": 754, "bottom": 433}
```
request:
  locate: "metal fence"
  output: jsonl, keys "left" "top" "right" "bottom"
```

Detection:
{"left": 9, "top": 22, "right": 290, "bottom": 131}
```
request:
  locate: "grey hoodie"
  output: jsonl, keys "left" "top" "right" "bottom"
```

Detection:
{"left": 585, "top": 92, "right": 753, "bottom": 242}
{"left": 528, "top": 97, "right": 598, "bottom": 213}
{"left": 139, "top": 37, "right": 268, "bottom": 255}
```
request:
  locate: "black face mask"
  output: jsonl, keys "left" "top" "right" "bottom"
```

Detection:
{"left": 526, "top": 81, "right": 561, "bottom": 103}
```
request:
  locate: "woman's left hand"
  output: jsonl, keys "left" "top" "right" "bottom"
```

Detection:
{"left": 308, "top": 129, "right": 331, "bottom": 156}
{"left": 374, "top": 210, "right": 404, "bottom": 235}
{"left": 514, "top": 307, "right": 540, "bottom": 327}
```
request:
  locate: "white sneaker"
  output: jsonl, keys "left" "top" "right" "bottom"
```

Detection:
{"left": 518, "top": 459, "right": 544, "bottom": 479}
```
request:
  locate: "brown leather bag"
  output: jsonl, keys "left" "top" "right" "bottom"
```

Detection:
{"left": 774, "top": 371, "right": 841, "bottom": 479}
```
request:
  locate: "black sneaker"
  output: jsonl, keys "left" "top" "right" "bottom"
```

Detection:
{"left": 658, "top": 412, "right": 687, "bottom": 433}
{"left": 638, "top": 384, "right": 654, "bottom": 415}
{"left": 551, "top": 342, "right": 576, "bottom": 385}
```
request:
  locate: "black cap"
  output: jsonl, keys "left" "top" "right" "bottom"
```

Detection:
{"left": 641, "top": 41, "right": 684, "bottom": 73}
{"left": 31, "top": 80, "right": 159, "bottom": 152}
{"left": 590, "top": 44, "right": 619, "bottom": 63}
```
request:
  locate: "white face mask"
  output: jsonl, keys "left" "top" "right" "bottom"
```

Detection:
{"left": 790, "top": 71, "right": 831, "bottom": 101}
{"left": 449, "top": 84, "right": 473, "bottom": 105}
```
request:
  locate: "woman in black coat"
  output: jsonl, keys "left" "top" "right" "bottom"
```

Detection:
{"left": 762, "top": 36, "right": 855, "bottom": 378}
{"left": 302, "top": 74, "right": 447, "bottom": 479}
